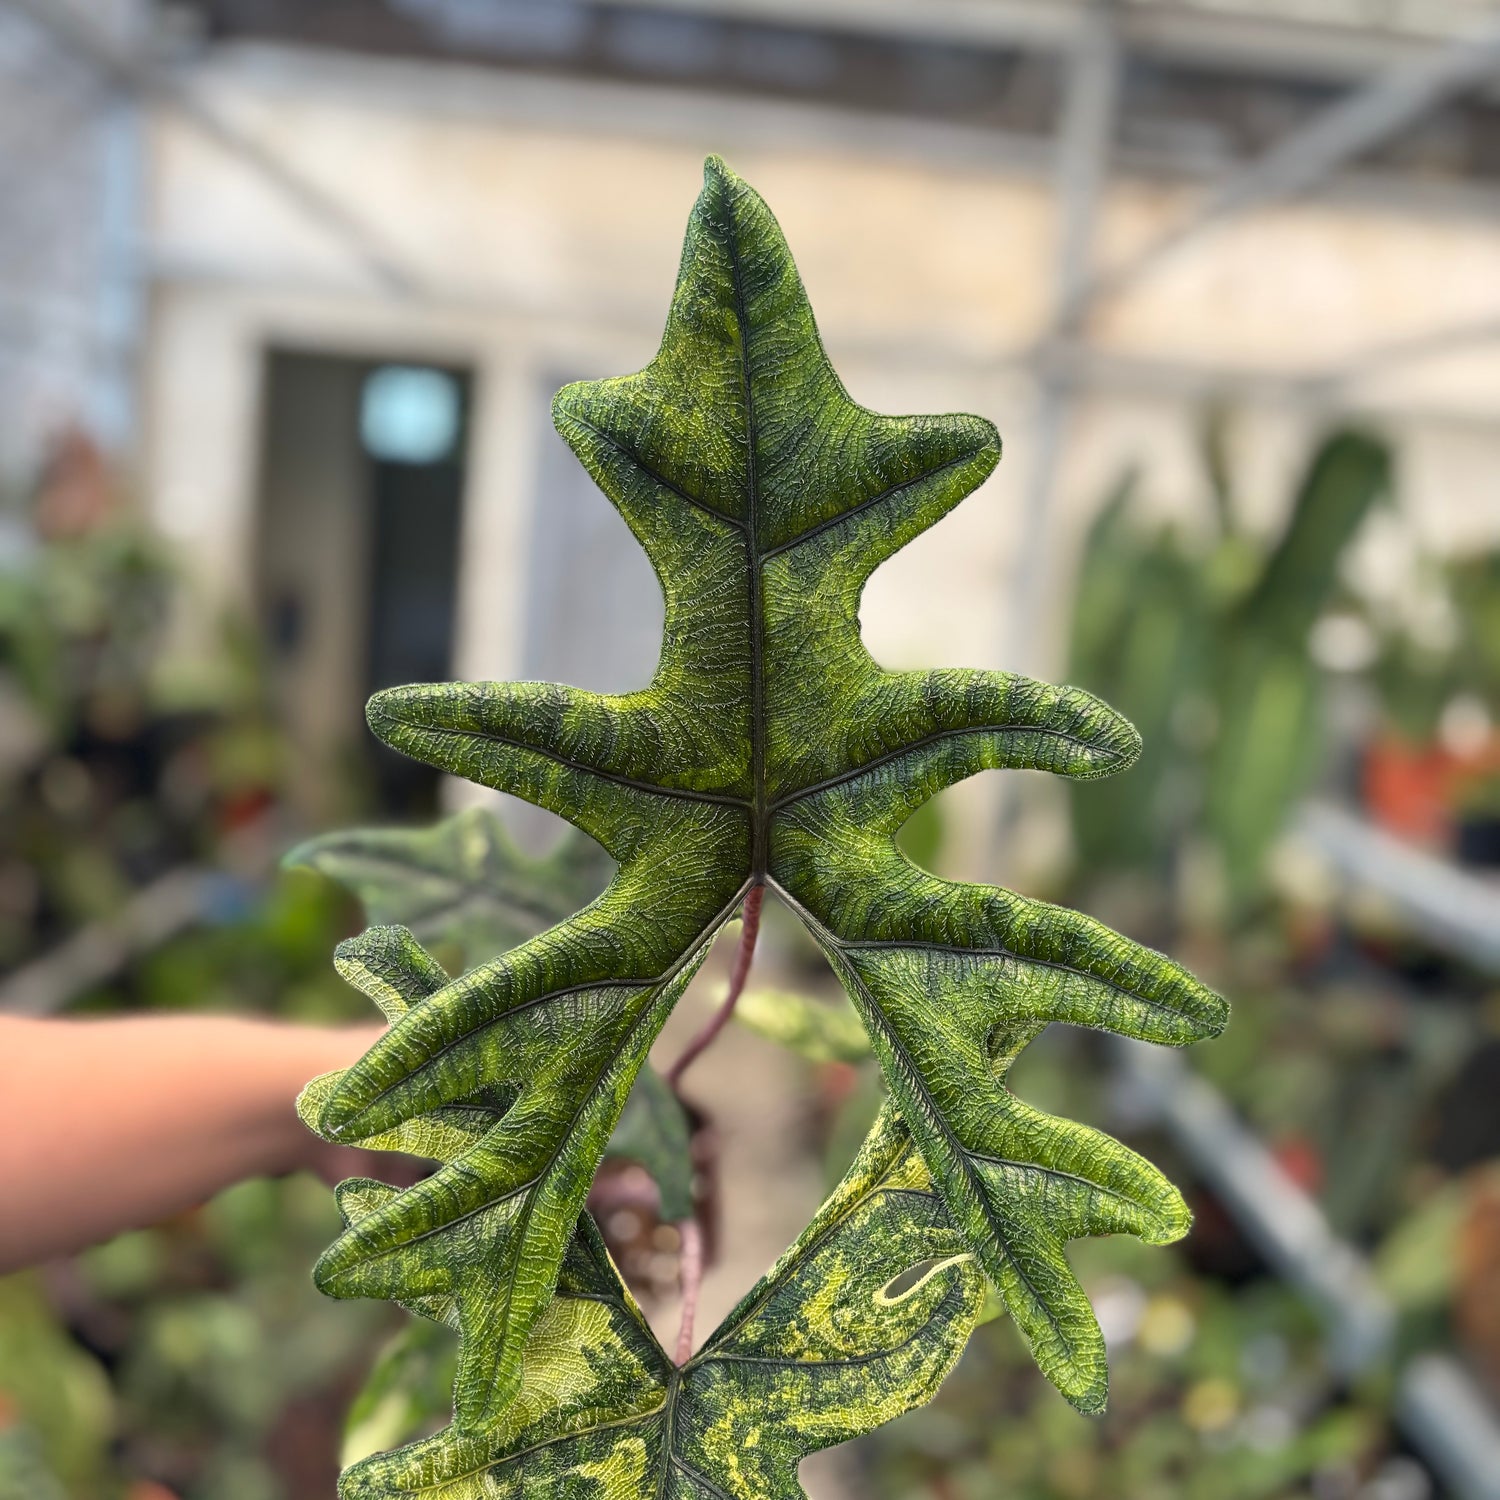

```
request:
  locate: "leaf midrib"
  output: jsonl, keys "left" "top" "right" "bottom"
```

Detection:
{"left": 719, "top": 184, "right": 769, "bottom": 877}
{"left": 766, "top": 722, "right": 1131, "bottom": 813}
{"left": 386, "top": 707, "right": 1124, "bottom": 826}
{"left": 386, "top": 720, "right": 751, "bottom": 809}
{"left": 328, "top": 885, "right": 749, "bottom": 1285}
{"left": 764, "top": 876, "right": 1073, "bottom": 1355}
{"left": 838, "top": 936, "right": 1200, "bottom": 1028}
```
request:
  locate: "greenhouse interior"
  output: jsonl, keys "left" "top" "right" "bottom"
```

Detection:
{"left": 2, "top": 1, "right": 1500, "bottom": 1497}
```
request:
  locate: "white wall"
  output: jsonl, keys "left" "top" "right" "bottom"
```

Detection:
{"left": 0, "top": 0, "right": 144, "bottom": 480}
{"left": 139, "top": 44, "right": 1500, "bottom": 873}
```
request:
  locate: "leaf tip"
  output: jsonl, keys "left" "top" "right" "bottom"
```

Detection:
{"left": 364, "top": 684, "right": 408, "bottom": 744}
{"left": 1144, "top": 1184, "right": 1195, "bottom": 1247}
{"left": 1069, "top": 1381, "right": 1109, "bottom": 1418}
{"left": 1051, "top": 1351, "right": 1110, "bottom": 1417}
{"left": 1086, "top": 700, "right": 1143, "bottom": 780}
{"left": 280, "top": 834, "right": 319, "bottom": 873}
{"left": 1115, "top": 714, "right": 1144, "bottom": 771}
{"left": 313, "top": 1206, "right": 376, "bottom": 1294}
{"left": 1204, "top": 994, "right": 1231, "bottom": 1039}
{"left": 312, "top": 1244, "right": 352, "bottom": 1297}
{"left": 296, "top": 1072, "right": 341, "bottom": 1139}
{"left": 1182, "top": 982, "right": 1231, "bottom": 1043}
{"left": 1033, "top": 1349, "right": 1110, "bottom": 1417}
{"left": 316, "top": 1075, "right": 367, "bottom": 1142}
{"left": 699, "top": 153, "right": 746, "bottom": 224}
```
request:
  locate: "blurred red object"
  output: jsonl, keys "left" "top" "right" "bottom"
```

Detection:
{"left": 1363, "top": 734, "right": 1500, "bottom": 848}
{"left": 32, "top": 426, "right": 120, "bottom": 540}
{"left": 1272, "top": 1133, "right": 1324, "bottom": 1197}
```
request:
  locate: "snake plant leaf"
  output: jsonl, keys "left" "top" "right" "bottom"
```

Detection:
{"left": 314, "top": 155, "right": 1226, "bottom": 1419}
{"left": 1069, "top": 428, "right": 1389, "bottom": 907}
{"left": 1205, "top": 430, "right": 1390, "bottom": 902}
{"left": 286, "top": 807, "right": 612, "bottom": 972}
{"left": 337, "top": 1106, "right": 986, "bottom": 1500}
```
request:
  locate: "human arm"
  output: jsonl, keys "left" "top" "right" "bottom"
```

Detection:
{"left": 0, "top": 1014, "right": 390, "bottom": 1273}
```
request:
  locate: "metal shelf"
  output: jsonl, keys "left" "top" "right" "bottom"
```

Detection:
{"left": 1290, "top": 800, "right": 1500, "bottom": 975}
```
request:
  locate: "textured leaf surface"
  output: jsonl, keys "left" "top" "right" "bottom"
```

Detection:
{"left": 313, "top": 156, "right": 1226, "bottom": 1420}
{"left": 338, "top": 1108, "right": 985, "bottom": 1500}
{"left": 290, "top": 809, "right": 689, "bottom": 1215}
{"left": 302, "top": 925, "right": 701, "bottom": 1426}
{"left": 287, "top": 807, "right": 612, "bottom": 972}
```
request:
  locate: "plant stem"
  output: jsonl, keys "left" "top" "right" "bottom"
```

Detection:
{"left": 665, "top": 886, "right": 762, "bottom": 1365}
{"left": 673, "top": 1215, "right": 705, "bottom": 1365}
{"left": 665, "top": 883, "right": 763, "bottom": 1091}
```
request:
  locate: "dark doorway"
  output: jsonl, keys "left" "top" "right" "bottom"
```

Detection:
{"left": 255, "top": 350, "right": 471, "bottom": 820}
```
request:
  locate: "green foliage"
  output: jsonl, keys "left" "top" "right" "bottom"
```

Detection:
{"left": 0, "top": 512, "right": 173, "bottom": 731}
{"left": 1370, "top": 548, "right": 1500, "bottom": 743}
{"left": 338, "top": 1107, "right": 985, "bottom": 1500}
{"left": 341, "top": 1318, "right": 458, "bottom": 1471}
{"left": 1068, "top": 425, "right": 1391, "bottom": 909}
{"left": 735, "top": 987, "right": 872, "bottom": 1065}
{"left": 304, "top": 155, "right": 1225, "bottom": 1476}
{"left": 289, "top": 809, "right": 692, "bottom": 1218}
{"left": 288, "top": 808, "right": 613, "bottom": 975}
{"left": 306, "top": 938, "right": 984, "bottom": 1497}
{"left": 0, "top": 1275, "right": 114, "bottom": 1495}
{"left": 871, "top": 1245, "right": 1381, "bottom": 1500}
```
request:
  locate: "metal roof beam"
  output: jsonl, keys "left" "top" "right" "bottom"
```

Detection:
{"left": 1059, "top": 17, "right": 1500, "bottom": 327}
{"left": 1005, "top": 0, "right": 1123, "bottom": 683}
{"left": 585, "top": 0, "right": 1494, "bottom": 81}
{"left": 584, "top": 0, "right": 1078, "bottom": 53}
{"left": 1, "top": 0, "right": 418, "bottom": 296}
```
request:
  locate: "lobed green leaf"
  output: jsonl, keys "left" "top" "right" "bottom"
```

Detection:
{"left": 308, "top": 155, "right": 1226, "bottom": 1432}
{"left": 286, "top": 807, "right": 612, "bottom": 973}
{"left": 338, "top": 1108, "right": 985, "bottom": 1499}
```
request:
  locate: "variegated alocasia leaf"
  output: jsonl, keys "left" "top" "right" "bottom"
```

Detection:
{"left": 302, "top": 922, "right": 694, "bottom": 1290}
{"left": 305, "top": 947, "right": 976, "bottom": 1490}
{"left": 289, "top": 811, "right": 689, "bottom": 1216}
{"left": 311, "top": 154, "right": 1226, "bottom": 1423}
{"left": 286, "top": 807, "right": 612, "bottom": 973}
{"left": 336, "top": 1105, "right": 986, "bottom": 1500}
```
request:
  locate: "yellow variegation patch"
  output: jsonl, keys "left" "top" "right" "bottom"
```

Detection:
{"left": 339, "top": 1109, "right": 985, "bottom": 1500}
